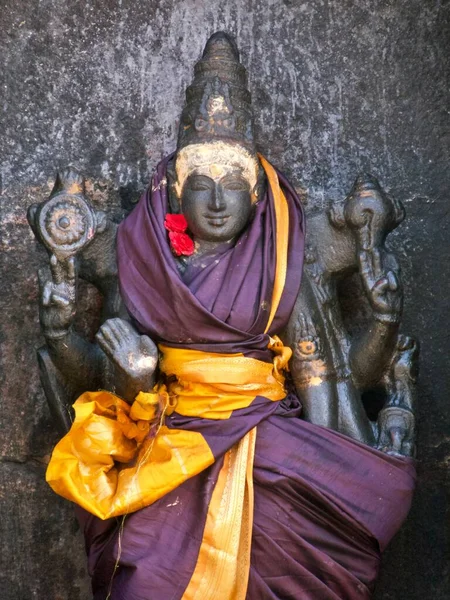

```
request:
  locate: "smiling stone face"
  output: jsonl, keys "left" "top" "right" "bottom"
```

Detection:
{"left": 181, "top": 169, "right": 252, "bottom": 243}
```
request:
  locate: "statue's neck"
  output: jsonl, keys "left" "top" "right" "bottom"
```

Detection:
{"left": 177, "top": 237, "right": 235, "bottom": 280}
{"left": 194, "top": 237, "right": 235, "bottom": 257}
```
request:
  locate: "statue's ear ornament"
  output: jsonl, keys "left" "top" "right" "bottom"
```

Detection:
{"left": 27, "top": 167, "right": 99, "bottom": 261}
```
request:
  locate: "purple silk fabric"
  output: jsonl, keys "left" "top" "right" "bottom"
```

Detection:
{"left": 116, "top": 154, "right": 305, "bottom": 361}
{"left": 76, "top": 157, "right": 416, "bottom": 599}
{"left": 76, "top": 403, "right": 415, "bottom": 600}
{"left": 248, "top": 407, "right": 415, "bottom": 599}
{"left": 165, "top": 394, "right": 282, "bottom": 458}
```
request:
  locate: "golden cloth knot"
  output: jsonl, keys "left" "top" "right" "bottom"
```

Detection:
{"left": 158, "top": 343, "right": 288, "bottom": 420}
{"left": 45, "top": 340, "right": 291, "bottom": 521}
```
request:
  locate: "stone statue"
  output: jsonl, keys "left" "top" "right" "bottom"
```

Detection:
{"left": 28, "top": 32, "right": 417, "bottom": 600}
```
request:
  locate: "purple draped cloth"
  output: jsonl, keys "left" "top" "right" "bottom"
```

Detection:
{"left": 76, "top": 156, "right": 416, "bottom": 599}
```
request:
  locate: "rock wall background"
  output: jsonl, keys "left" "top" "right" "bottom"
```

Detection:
{"left": 1, "top": 0, "right": 449, "bottom": 598}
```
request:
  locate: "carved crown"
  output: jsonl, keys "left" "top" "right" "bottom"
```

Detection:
{"left": 177, "top": 32, "right": 256, "bottom": 154}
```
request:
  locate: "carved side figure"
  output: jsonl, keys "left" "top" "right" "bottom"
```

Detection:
{"left": 28, "top": 32, "right": 417, "bottom": 600}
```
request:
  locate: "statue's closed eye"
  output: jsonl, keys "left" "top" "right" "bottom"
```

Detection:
{"left": 190, "top": 183, "right": 211, "bottom": 191}
{"left": 222, "top": 180, "right": 249, "bottom": 191}
{"left": 187, "top": 178, "right": 214, "bottom": 192}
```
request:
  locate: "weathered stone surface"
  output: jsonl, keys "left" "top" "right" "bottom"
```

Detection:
{"left": 1, "top": 1, "right": 449, "bottom": 598}
{"left": 0, "top": 462, "right": 90, "bottom": 600}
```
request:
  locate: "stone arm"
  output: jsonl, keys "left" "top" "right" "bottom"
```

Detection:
{"left": 282, "top": 277, "right": 376, "bottom": 447}
{"left": 44, "top": 330, "right": 104, "bottom": 399}
{"left": 282, "top": 280, "right": 339, "bottom": 431}
{"left": 348, "top": 249, "right": 402, "bottom": 390}
{"left": 37, "top": 246, "right": 158, "bottom": 406}
{"left": 282, "top": 254, "right": 414, "bottom": 454}
{"left": 306, "top": 174, "right": 405, "bottom": 390}
{"left": 37, "top": 256, "right": 103, "bottom": 396}
{"left": 348, "top": 319, "right": 399, "bottom": 390}
{"left": 281, "top": 173, "right": 415, "bottom": 453}
{"left": 29, "top": 168, "right": 158, "bottom": 432}
{"left": 38, "top": 259, "right": 155, "bottom": 393}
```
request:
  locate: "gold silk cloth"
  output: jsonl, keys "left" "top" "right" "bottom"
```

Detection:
{"left": 45, "top": 343, "right": 290, "bottom": 520}
{"left": 45, "top": 155, "right": 291, "bottom": 599}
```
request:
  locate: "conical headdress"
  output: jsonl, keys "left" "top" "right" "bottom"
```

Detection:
{"left": 175, "top": 32, "right": 259, "bottom": 198}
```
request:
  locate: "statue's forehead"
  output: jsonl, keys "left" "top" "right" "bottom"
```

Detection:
{"left": 190, "top": 163, "right": 246, "bottom": 181}
{"left": 174, "top": 141, "right": 259, "bottom": 198}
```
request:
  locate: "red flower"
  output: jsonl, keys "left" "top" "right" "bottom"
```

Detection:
{"left": 164, "top": 213, "right": 188, "bottom": 233}
{"left": 168, "top": 231, "right": 195, "bottom": 256}
{"left": 164, "top": 213, "right": 195, "bottom": 256}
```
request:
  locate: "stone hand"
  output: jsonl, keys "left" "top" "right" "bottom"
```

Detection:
{"left": 96, "top": 318, "right": 158, "bottom": 382}
{"left": 377, "top": 406, "right": 415, "bottom": 457}
{"left": 38, "top": 255, "right": 77, "bottom": 338}
{"left": 307, "top": 264, "right": 333, "bottom": 307}
{"left": 391, "top": 335, "right": 419, "bottom": 396}
{"left": 359, "top": 249, "right": 402, "bottom": 322}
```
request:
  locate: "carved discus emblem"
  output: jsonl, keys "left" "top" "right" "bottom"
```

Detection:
{"left": 296, "top": 314, "right": 323, "bottom": 361}
{"left": 37, "top": 193, "right": 96, "bottom": 257}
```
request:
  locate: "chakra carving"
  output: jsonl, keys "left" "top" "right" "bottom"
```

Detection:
{"left": 29, "top": 169, "right": 97, "bottom": 261}
{"left": 43, "top": 197, "right": 88, "bottom": 246}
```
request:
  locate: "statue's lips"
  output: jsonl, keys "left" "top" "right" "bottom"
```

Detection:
{"left": 204, "top": 215, "right": 230, "bottom": 227}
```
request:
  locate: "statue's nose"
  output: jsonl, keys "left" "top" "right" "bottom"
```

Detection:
{"left": 209, "top": 183, "right": 226, "bottom": 212}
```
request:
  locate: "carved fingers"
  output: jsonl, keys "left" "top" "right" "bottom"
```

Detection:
{"left": 96, "top": 318, "right": 133, "bottom": 358}
{"left": 96, "top": 318, "right": 158, "bottom": 380}
{"left": 376, "top": 406, "right": 415, "bottom": 457}
{"left": 50, "top": 253, "right": 76, "bottom": 285}
{"left": 38, "top": 256, "right": 77, "bottom": 337}
{"left": 359, "top": 248, "right": 381, "bottom": 290}
{"left": 40, "top": 255, "right": 76, "bottom": 307}
{"left": 298, "top": 313, "right": 316, "bottom": 340}
{"left": 371, "top": 270, "right": 399, "bottom": 303}
{"left": 358, "top": 210, "right": 374, "bottom": 251}
{"left": 359, "top": 249, "right": 402, "bottom": 321}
